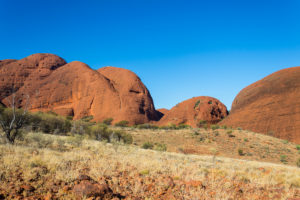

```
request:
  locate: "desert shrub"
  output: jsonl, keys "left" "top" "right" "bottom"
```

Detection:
{"left": 159, "top": 123, "right": 177, "bottom": 130}
{"left": 24, "top": 132, "right": 54, "bottom": 148}
{"left": 89, "top": 123, "right": 111, "bottom": 141}
{"left": 210, "top": 124, "right": 219, "bottom": 130}
{"left": 238, "top": 149, "right": 244, "bottom": 156}
{"left": 142, "top": 142, "right": 154, "bottom": 149}
{"left": 297, "top": 158, "right": 300, "bottom": 168}
{"left": 296, "top": 145, "right": 300, "bottom": 150}
{"left": 136, "top": 123, "right": 159, "bottom": 130}
{"left": 237, "top": 127, "right": 242, "bottom": 130}
{"left": 81, "top": 115, "right": 94, "bottom": 122}
{"left": 208, "top": 100, "right": 213, "bottom": 104}
{"left": 227, "top": 130, "right": 235, "bottom": 137}
{"left": 177, "top": 124, "right": 191, "bottom": 129}
{"left": 194, "top": 100, "right": 201, "bottom": 109}
{"left": 154, "top": 143, "right": 167, "bottom": 151}
{"left": 65, "top": 134, "right": 83, "bottom": 147}
{"left": 193, "top": 131, "right": 200, "bottom": 136}
{"left": 89, "top": 123, "right": 132, "bottom": 144}
{"left": 102, "top": 118, "right": 113, "bottom": 125}
{"left": 110, "top": 130, "right": 133, "bottom": 144}
{"left": 115, "top": 120, "right": 129, "bottom": 127}
{"left": 214, "top": 131, "right": 219, "bottom": 136}
{"left": 244, "top": 138, "right": 249, "bottom": 142}
{"left": 70, "top": 120, "right": 94, "bottom": 135}
{"left": 197, "top": 120, "right": 207, "bottom": 128}
{"left": 282, "top": 140, "right": 289, "bottom": 144}
{"left": 0, "top": 107, "right": 31, "bottom": 143}
{"left": 220, "top": 125, "right": 227, "bottom": 129}
{"left": 27, "top": 112, "right": 72, "bottom": 135}
{"left": 280, "top": 155, "right": 287, "bottom": 164}
{"left": 118, "top": 131, "right": 133, "bottom": 144}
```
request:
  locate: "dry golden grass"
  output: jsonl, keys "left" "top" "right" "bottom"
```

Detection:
{"left": 0, "top": 132, "right": 300, "bottom": 199}
{"left": 115, "top": 126, "right": 300, "bottom": 166}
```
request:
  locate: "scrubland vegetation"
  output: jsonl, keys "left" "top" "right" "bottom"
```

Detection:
{"left": 1, "top": 107, "right": 300, "bottom": 199}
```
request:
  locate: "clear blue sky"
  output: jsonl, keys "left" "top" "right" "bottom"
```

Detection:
{"left": 1, "top": 0, "right": 300, "bottom": 110}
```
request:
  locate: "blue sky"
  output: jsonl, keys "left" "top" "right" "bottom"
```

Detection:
{"left": 1, "top": 0, "right": 300, "bottom": 110}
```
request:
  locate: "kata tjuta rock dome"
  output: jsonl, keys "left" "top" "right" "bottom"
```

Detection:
{"left": 157, "top": 96, "right": 228, "bottom": 127}
{"left": 0, "top": 53, "right": 161, "bottom": 124}
{"left": 220, "top": 66, "right": 300, "bottom": 143}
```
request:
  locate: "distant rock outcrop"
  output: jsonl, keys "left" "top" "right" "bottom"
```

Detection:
{"left": 157, "top": 108, "right": 169, "bottom": 116}
{"left": 157, "top": 96, "right": 228, "bottom": 127}
{"left": 0, "top": 53, "right": 160, "bottom": 124}
{"left": 220, "top": 67, "right": 300, "bottom": 143}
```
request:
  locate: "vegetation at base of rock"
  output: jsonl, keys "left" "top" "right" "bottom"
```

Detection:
{"left": 102, "top": 118, "right": 113, "bottom": 125}
{"left": 159, "top": 123, "right": 191, "bottom": 130}
{"left": 135, "top": 123, "right": 159, "bottom": 129}
{"left": 114, "top": 120, "right": 129, "bottom": 127}
{"left": 210, "top": 124, "right": 219, "bottom": 130}
{"left": 0, "top": 107, "right": 133, "bottom": 145}
{"left": 197, "top": 120, "right": 207, "bottom": 128}
{"left": 89, "top": 123, "right": 133, "bottom": 144}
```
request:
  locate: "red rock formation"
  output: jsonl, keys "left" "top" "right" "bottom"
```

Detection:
{"left": 220, "top": 67, "right": 300, "bottom": 143}
{"left": 98, "top": 67, "right": 160, "bottom": 124}
{"left": 157, "top": 108, "right": 169, "bottom": 116}
{"left": 157, "top": 96, "right": 228, "bottom": 127}
{"left": 0, "top": 53, "right": 160, "bottom": 124}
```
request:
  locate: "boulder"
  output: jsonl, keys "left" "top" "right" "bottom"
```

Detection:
{"left": 157, "top": 96, "right": 228, "bottom": 127}
{"left": 220, "top": 67, "right": 300, "bottom": 143}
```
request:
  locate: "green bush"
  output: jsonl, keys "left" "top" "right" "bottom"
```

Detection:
{"left": 227, "top": 130, "right": 235, "bottom": 137}
{"left": 142, "top": 142, "right": 154, "bottom": 149}
{"left": 89, "top": 123, "right": 132, "bottom": 144}
{"left": 280, "top": 155, "right": 287, "bottom": 164}
{"left": 297, "top": 158, "right": 300, "bottom": 168}
{"left": 282, "top": 140, "right": 289, "bottom": 144}
{"left": 89, "top": 123, "right": 111, "bottom": 141}
{"left": 177, "top": 124, "right": 191, "bottom": 129}
{"left": 238, "top": 149, "right": 244, "bottom": 156}
{"left": 81, "top": 115, "right": 94, "bottom": 122}
{"left": 136, "top": 123, "right": 159, "bottom": 129}
{"left": 26, "top": 112, "right": 72, "bottom": 135}
{"left": 197, "top": 120, "right": 207, "bottom": 128}
{"left": 210, "top": 124, "right": 219, "bottom": 130}
{"left": 194, "top": 100, "right": 201, "bottom": 109}
{"left": 70, "top": 119, "right": 94, "bottom": 135}
{"left": 159, "top": 123, "right": 178, "bottom": 130}
{"left": 115, "top": 120, "right": 129, "bottom": 127}
{"left": 296, "top": 145, "right": 300, "bottom": 150}
{"left": 102, "top": 118, "right": 113, "bottom": 125}
{"left": 220, "top": 125, "right": 227, "bottom": 129}
{"left": 154, "top": 143, "right": 167, "bottom": 151}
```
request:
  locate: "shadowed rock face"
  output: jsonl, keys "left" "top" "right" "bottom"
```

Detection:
{"left": 0, "top": 53, "right": 160, "bottom": 124}
{"left": 157, "top": 96, "right": 228, "bottom": 127}
{"left": 156, "top": 108, "right": 169, "bottom": 118}
{"left": 220, "top": 67, "right": 300, "bottom": 143}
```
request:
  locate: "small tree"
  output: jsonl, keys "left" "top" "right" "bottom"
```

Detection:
{"left": 0, "top": 93, "right": 30, "bottom": 144}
